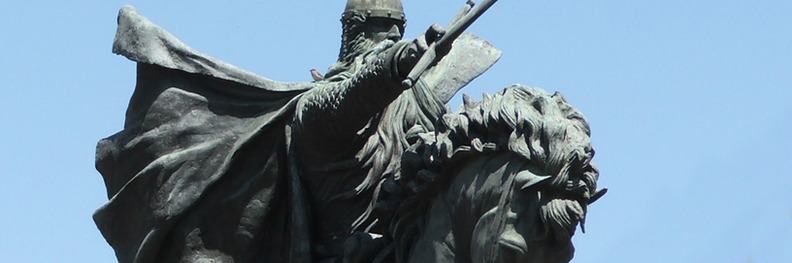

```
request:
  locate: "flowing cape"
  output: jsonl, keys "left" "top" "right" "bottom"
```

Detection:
{"left": 94, "top": 6, "right": 313, "bottom": 263}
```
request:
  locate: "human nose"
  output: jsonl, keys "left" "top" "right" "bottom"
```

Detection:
{"left": 386, "top": 24, "right": 401, "bottom": 41}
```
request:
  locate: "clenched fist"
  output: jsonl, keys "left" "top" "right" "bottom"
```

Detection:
{"left": 396, "top": 23, "right": 447, "bottom": 79}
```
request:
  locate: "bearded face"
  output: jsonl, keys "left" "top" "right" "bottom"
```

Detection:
{"left": 325, "top": 13, "right": 405, "bottom": 78}
{"left": 339, "top": 22, "right": 378, "bottom": 63}
{"left": 339, "top": 13, "right": 404, "bottom": 62}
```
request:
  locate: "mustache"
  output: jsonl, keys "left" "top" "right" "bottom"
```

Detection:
{"left": 342, "top": 32, "right": 378, "bottom": 63}
{"left": 325, "top": 33, "right": 378, "bottom": 79}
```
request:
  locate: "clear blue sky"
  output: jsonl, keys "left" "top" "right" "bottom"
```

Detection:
{"left": 1, "top": 1, "right": 790, "bottom": 262}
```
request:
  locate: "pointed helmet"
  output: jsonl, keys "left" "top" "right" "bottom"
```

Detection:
{"left": 342, "top": 0, "right": 406, "bottom": 23}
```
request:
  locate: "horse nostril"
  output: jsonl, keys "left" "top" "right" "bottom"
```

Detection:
{"left": 498, "top": 227, "right": 528, "bottom": 256}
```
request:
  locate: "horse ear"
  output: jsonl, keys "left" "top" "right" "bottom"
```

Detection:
{"left": 588, "top": 188, "right": 608, "bottom": 204}
{"left": 514, "top": 171, "right": 550, "bottom": 191}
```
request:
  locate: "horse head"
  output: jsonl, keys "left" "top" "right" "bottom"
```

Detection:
{"left": 381, "top": 85, "right": 605, "bottom": 262}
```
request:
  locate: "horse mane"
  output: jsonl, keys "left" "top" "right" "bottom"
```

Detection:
{"left": 379, "top": 85, "right": 601, "bottom": 261}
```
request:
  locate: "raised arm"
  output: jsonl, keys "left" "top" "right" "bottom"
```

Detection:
{"left": 294, "top": 40, "right": 415, "bottom": 149}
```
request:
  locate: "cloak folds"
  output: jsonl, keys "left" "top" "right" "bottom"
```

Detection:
{"left": 95, "top": 6, "right": 314, "bottom": 263}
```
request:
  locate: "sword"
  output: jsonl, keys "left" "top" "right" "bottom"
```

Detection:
{"left": 401, "top": 0, "right": 499, "bottom": 89}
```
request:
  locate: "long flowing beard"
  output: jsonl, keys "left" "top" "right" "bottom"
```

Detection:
{"left": 342, "top": 32, "right": 378, "bottom": 63}
{"left": 325, "top": 31, "right": 378, "bottom": 79}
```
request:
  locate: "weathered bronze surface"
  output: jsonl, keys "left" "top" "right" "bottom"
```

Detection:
{"left": 95, "top": 2, "right": 604, "bottom": 262}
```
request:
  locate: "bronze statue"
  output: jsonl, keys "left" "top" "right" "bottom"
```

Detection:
{"left": 94, "top": 1, "right": 603, "bottom": 262}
